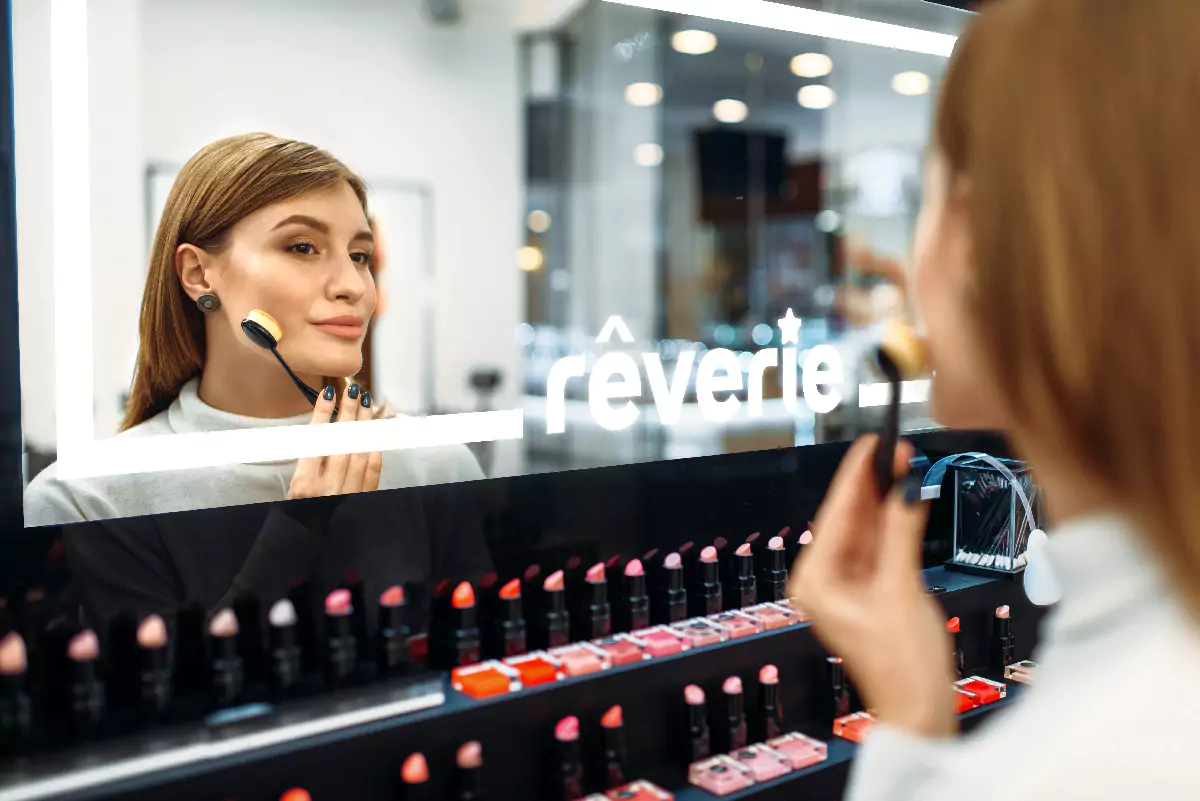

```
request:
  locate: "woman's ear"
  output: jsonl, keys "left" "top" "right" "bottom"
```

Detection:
{"left": 175, "top": 243, "right": 213, "bottom": 302}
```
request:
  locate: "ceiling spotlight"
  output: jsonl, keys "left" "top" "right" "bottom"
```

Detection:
{"left": 516, "top": 246, "right": 544, "bottom": 272}
{"left": 527, "top": 209, "right": 551, "bottom": 233}
{"left": 892, "top": 70, "right": 931, "bottom": 96}
{"left": 634, "top": 143, "right": 664, "bottom": 167}
{"left": 672, "top": 29, "right": 717, "bottom": 55}
{"left": 798, "top": 85, "right": 837, "bottom": 109}
{"left": 712, "top": 98, "right": 748, "bottom": 124}
{"left": 625, "top": 82, "right": 663, "bottom": 107}
{"left": 790, "top": 53, "right": 832, "bottom": 78}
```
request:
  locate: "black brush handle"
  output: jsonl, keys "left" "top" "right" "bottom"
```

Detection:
{"left": 272, "top": 348, "right": 320, "bottom": 406}
{"left": 874, "top": 349, "right": 902, "bottom": 497}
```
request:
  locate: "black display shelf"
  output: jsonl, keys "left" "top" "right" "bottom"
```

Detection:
{"left": 0, "top": 567, "right": 1042, "bottom": 801}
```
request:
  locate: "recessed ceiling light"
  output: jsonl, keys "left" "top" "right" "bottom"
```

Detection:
{"left": 527, "top": 210, "right": 551, "bottom": 233}
{"left": 624, "top": 82, "right": 663, "bottom": 107}
{"left": 516, "top": 246, "right": 544, "bottom": 272}
{"left": 892, "top": 70, "right": 931, "bottom": 96}
{"left": 713, "top": 98, "right": 748, "bottom": 124}
{"left": 634, "top": 143, "right": 664, "bottom": 167}
{"left": 790, "top": 53, "right": 832, "bottom": 78}
{"left": 672, "top": 29, "right": 717, "bottom": 55}
{"left": 797, "top": 85, "right": 836, "bottom": 109}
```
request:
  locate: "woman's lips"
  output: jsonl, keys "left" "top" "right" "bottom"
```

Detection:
{"left": 312, "top": 323, "right": 364, "bottom": 340}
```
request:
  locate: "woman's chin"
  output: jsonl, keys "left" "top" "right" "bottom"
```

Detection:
{"left": 291, "top": 350, "right": 363, "bottom": 382}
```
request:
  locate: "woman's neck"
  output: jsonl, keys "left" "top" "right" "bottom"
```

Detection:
{"left": 198, "top": 326, "right": 322, "bottom": 419}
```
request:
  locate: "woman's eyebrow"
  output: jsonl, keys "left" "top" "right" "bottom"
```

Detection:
{"left": 271, "top": 214, "right": 329, "bottom": 234}
{"left": 351, "top": 229, "right": 374, "bottom": 245}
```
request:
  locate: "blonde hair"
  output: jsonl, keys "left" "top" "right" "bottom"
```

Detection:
{"left": 123, "top": 133, "right": 371, "bottom": 430}
{"left": 937, "top": 0, "right": 1200, "bottom": 610}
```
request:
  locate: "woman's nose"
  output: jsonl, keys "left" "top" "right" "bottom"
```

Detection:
{"left": 329, "top": 255, "right": 369, "bottom": 302}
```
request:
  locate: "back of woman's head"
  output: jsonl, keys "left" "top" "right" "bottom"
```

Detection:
{"left": 937, "top": 0, "right": 1200, "bottom": 607}
{"left": 124, "top": 133, "right": 368, "bottom": 430}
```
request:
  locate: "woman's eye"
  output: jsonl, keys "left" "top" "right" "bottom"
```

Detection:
{"left": 287, "top": 242, "right": 316, "bottom": 256}
{"left": 350, "top": 252, "right": 372, "bottom": 266}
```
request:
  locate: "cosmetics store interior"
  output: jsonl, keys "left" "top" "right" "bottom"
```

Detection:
{"left": 0, "top": 0, "right": 1044, "bottom": 800}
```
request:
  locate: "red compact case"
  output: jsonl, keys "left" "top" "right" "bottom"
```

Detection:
{"left": 629, "top": 626, "right": 689, "bottom": 657}
{"left": 832, "top": 711, "right": 876, "bottom": 743}
{"left": 956, "top": 676, "right": 1006, "bottom": 706}
{"left": 451, "top": 661, "right": 516, "bottom": 699}
{"left": 731, "top": 743, "right": 791, "bottom": 782}
{"left": 707, "top": 612, "right": 760, "bottom": 639}
{"left": 591, "top": 636, "right": 646, "bottom": 666}
{"left": 1005, "top": 660, "right": 1038, "bottom": 685}
{"left": 672, "top": 618, "right": 727, "bottom": 647}
{"left": 954, "top": 687, "right": 980, "bottom": 714}
{"left": 549, "top": 643, "right": 610, "bottom": 676}
{"left": 766, "top": 732, "right": 828, "bottom": 770}
{"left": 502, "top": 652, "right": 559, "bottom": 687}
{"left": 688, "top": 755, "right": 755, "bottom": 796}
{"left": 604, "top": 780, "right": 675, "bottom": 800}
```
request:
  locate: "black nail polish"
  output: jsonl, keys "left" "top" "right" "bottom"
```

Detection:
{"left": 322, "top": 386, "right": 336, "bottom": 401}
{"left": 348, "top": 384, "right": 360, "bottom": 400}
{"left": 361, "top": 391, "right": 372, "bottom": 408}
{"left": 901, "top": 475, "right": 923, "bottom": 506}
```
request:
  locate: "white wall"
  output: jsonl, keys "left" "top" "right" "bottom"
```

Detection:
{"left": 15, "top": 0, "right": 525, "bottom": 475}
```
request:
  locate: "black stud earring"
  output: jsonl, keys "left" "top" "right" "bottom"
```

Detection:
{"left": 196, "top": 293, "right": 221, "bottom": 313}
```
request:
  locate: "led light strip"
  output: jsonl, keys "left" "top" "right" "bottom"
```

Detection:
{"left": 0, "top": 689, "right": 445, "bottom": 801}
{"left": 858, "top": 379, "right": 931, "bottom": 408}
{"left": 602, "top": 0, "right": 958, "bottom": 57}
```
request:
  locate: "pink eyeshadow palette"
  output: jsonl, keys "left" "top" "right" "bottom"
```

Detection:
{"left": 630, "top": 626, "right": 689, "bottom": 657}
{"left": 731, "top": 744, "right": 791, "bottom": 782}
{"left": 709, "top": 612, "right": 763, "bottom": 638}
{"left": 549, "top": 644, "right": 608, "bottom": 676}
{"left": 590, "top": 636, "right": 646, "bottom": 666}
{"left": 672, "top": 619, "right": 726, "bottom": 647}
{"left": 743, "top": 603, "right": 795, "bottom": 631}
{"left": 766, "top": 732, "right": 828, "bottom": 770}
{"left": 688, "top": 755, "right": 754, "bottom": 796}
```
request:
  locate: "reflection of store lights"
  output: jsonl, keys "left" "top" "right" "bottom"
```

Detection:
{"left": 516, "top": 246, "right": 544, "bottom": 272}
{"left": 625, "top": 82, "right": 663, "bottom": 106}
{"left": 790, "top": 53, "right": 832, "bottom": 78}
{"left": 527, "top": 209, "right": 551, "bottom": 233}
{"left": 634, "top": 143, "right": 664, "bottom": 167}
{"left": 892, "top": 70, "right": 930, "bottom": 96}
{"left": 712, "top": 98, "right": 748, "bottom": 124}
{"left": 672, "top": 29, "right": 717, "bottom": 55}
{"left": 798, "top": 85, "right": 836, "bottom": 109}
{"left": 751, "top": 324, "right": 774, "bottom": 346}
{"left": 815, "top": 209, "right": 842, "bottom": 232}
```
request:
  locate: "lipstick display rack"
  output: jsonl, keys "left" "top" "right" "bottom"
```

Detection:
{"left": 0, "top": 565, "right": 1040, "bottom": 801}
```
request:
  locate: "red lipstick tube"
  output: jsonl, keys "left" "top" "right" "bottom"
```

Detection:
{"left": 661, "top": 553, "right": 688, "bottom": 624}
{"left": 540, "top": 571, "right": 570, "bottom": 649}
{"left": 555, "top": 716, "right": 584, "bottom": 801}
{"left": 493, "top": 579, "right": 527, "bottom": 657}
{"left": 579, "top": 563, "right": 612, "bottom": 640}
{"left": 993, "top": 606, "right": 1015, "bottom": 669}
{"left": 684, "top": 684, "right": 710, "bottom": 763}
{"left": 827, "top": 657, "right": 850, "bottom": 723}
{"left": 377, "top": 585, "right": 410, "bottom": 675}
{"left": 730, "top": 544, "right": 758, "bottom": 609}
{"left": 450, "top": 582, "right": 482, "bottom": 667}
{"left": 621, "top": 560, "right": 651, "bottom": 632}
{"left": 760, "top": 537, "right": 789, "bottom": 602}
{"left": 324, "top": 590, "right": 358, "bottom": 685}
{"left": 758, "top": 664, "right": 782, "bottom": 740}
{"left": 722, "top": 676, "right": 747, "bottom": 752}
{"left": 695, "top": 547, "right": 723, "bottom": 616}
{"left": 601, "top": 705, "right": 627, "bottom": 789}
{"left": 947, "top": 617, "right": 964, "bottom": 680}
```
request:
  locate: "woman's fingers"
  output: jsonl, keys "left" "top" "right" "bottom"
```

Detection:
{"left": 322, "top": 383, "right": 360, "bottom": 493}
{"left": 342, "top": 391, "right": 374, "bottom": 493}
{"left": 364, "top": 451, "right": 383, "bottom": 492}
{"left": 290, "top": 385, "right": 338, "bottom": 494}
{"left": 878, "top": 475, "right": 932, "bottom": 584}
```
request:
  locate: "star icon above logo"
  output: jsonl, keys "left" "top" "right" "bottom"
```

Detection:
{"left": 777, "top": 308, "right": 802, "bottom": 345}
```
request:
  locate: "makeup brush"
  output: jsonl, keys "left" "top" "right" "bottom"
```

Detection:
{"left": 67, "top": 629, "right": 105, "bottom": 735}
{"left": 209, "top": 609, "right": 244, "bottom": 707}
{"left": 241, "top": 308, "right": 320, "bottom": 405}
{"left": 401, "top": 751, "right": 432, "bottom": 801}
{"left": 455, "top": 740, "right": 484, "bottom": 801}
{"left": 0, "top": 632, "right": 32, "bottom": 753}
{"left": 555, "top": 715, "right": 584, "bottom": 801}
{"left": 872, "top": 318, "right": 926, "bottom": 497}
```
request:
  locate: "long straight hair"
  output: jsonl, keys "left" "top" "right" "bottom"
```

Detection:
{"left": 936, "top": 0, "right": 1200, "bottom": 612}
{"left": 122, "top": 133, "right": 370, "bottom": 431}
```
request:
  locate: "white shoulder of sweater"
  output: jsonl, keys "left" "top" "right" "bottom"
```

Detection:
{"left": 846, "top": 512, "right": 1200, "bottom": 801}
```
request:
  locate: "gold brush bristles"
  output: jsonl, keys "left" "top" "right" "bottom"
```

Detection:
{"left": 880, "top": 318, "right": 926, "bottom": 379}
{"left": 245, "top": 309, "right": 283, "bottom": 344}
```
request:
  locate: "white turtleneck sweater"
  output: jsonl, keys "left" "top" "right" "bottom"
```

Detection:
{"left": 23, "top": 379, "right": 484, "bottom": 526}
{"left": 849, "top": 513, "right": 1200, "bottom": 800}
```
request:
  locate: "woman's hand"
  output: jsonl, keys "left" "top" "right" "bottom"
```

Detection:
{"left": 287, "top": 383, "right": 384, "bottom": 499}
{"left": 789, "top": 435, "right": 957, "bottom": 738}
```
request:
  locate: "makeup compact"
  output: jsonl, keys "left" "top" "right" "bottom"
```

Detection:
{"left": 452, "top": 661, "right": 516, "bottom": 699}
{"left": 731, "top": 743, "right": 791, "bottom": 782}
{"left": 549, "top": 644, "right": 609, "bottom": 677}
{"left": 741, "top": 603, "right": 795, "bottom": 631}
{"left": 707, "top": 612, "right": 760, "bottom": 639}
{"left": 688, "top": 755, "right": 755, "bottom": 796}
{"left": 765, "top": 733, "right": 828, "bottom": 771}
{"left": 591, "top": 636, "right": 646, "bottom": 667}
{"left": 629, "top": 626, "right": 689, "bottom": 657}
{"left": 833, "top": 711, "right": 876, "bottom": 743}
{"left": 503, "top": 652, "right": 559, "bottom": 687}
{"left": 672, "top": 618, "right": 726, "bottom": 648}
{"left": 956, "top": 676, "right": 1007, "bottom": 706}
{"left": 604, "top": 780, "right": 674, "bottom": 800}
{"left": 1005, "top": 660, "right": 1038, "bottom": 685}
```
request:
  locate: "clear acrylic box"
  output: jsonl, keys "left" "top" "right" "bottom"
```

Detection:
{"left": 948, "top": 457, "right": 1042, "bottom": 576}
